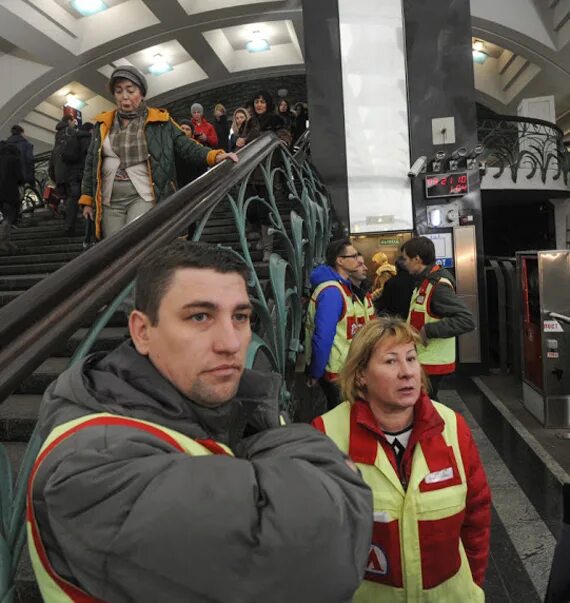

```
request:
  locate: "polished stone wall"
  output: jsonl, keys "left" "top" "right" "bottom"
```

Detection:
{"left": 403, "top": 0, "right": 487, "bottom": 367}
{"left": 301, "top": 0, "right": 350, "bottom": 230}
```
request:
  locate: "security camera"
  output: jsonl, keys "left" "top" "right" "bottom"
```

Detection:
{"left": 467, "top": 144, "right": 484, "bottom": 159}
{"left": 467, "top": 144, "right": 485, "bottom": 170}
{"left": 408, "top": 156, "right": 427, "bottom": 178}
{"left": 432, "top": 151, "right": 447, "bottom": 173}
{"left": 449, "top": 147, "right": 467, "bottom": 171}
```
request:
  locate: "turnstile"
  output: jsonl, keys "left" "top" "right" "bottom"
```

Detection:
{"left": 517, "top": 251, "right": 570, "bottom": 427}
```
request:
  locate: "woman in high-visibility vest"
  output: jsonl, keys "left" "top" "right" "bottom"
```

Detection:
{"left": 313, "top": 317, "right": 491, "bottom": 602}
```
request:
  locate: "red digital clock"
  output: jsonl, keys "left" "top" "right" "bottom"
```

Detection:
{"left": 425, "top": 172, "right": 469, "bottom": 198}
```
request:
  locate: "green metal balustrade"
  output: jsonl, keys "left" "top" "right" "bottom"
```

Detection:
{"left": 0, "top": 133, "right": 332, "bottom": 601}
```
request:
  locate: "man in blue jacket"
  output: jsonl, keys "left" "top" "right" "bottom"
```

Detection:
{"left": 305, "top": 238, "right": 362, "bottom": 409}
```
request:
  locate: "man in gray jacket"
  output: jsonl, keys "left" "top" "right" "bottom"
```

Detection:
{"left": 402, "top": 236, "right": 475, "bottom": 397}
{"left": 28, "top": 240, "right": 372, "bottom": 603}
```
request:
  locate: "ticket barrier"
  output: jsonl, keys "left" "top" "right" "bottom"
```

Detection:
{"left": 517, "top": 251, "right": 570, "bottom": 427}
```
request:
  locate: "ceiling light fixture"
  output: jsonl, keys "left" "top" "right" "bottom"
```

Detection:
{"left": 65, "top": 93, "right": 86, "bottom": 110}
{"left": 246, "top": 30, "right": 270, "bottom": 53}
{"left": 148, "top": 54, "right": 173, "bottom": 76}
{"left": 472, "top": 39, "right": 487, "bottom": 64}
{"left": 71, "top": 0, "right": 108, "bottom": 16}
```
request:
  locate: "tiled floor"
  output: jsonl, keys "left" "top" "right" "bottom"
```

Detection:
{"left": 440, "top": 385, "right": 556, "bottom": 601}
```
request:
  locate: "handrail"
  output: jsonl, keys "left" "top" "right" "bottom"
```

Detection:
{"left": 477, "top": 115, "right": 569, "bottom": 185}
{"left": 0, "top": 133, "right": 280, "bottom": 404}
{"left": 479, "top": 114, "right": 564, "bottom": 136}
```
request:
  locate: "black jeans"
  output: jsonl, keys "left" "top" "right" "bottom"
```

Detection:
{"left": 319, "top": 377, "right": 342, "bottom": 411}
{"left": 429, "top": 374, "right": 447, "bottom": 400}
{"left": 60, "top": 181, "right": 81, "bottom": 232}
{"left": 0, "top": 201, "right": 19, "bottom": 225}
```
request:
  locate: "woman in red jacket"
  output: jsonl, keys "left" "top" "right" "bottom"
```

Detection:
{"left": 313, "top": 316, "right": 491, "bottom": 602}
{"left": 190, "top": 103, "right": 218, "bottom": 147}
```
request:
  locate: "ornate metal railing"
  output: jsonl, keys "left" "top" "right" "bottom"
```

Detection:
{"left": 477, "top": 115, "right": 569, "bottom": 185}
{"left": 0, "top": 131, "right": 331, "bottom": 601}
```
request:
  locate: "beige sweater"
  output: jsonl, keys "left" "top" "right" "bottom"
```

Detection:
{"left": 101, "top": 137, "right": 153, "bottom": 206}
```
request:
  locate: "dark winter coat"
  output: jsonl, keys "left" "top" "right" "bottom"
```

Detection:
{"left": 212, "top": 114, "right": 230, "bottom": 151}
{"left": 79, "top": 108, "right": 223, "bottom": 239}
{"left": 30, "top": 341, "right": 373, "bottom": 602}
{"left": 59, "top": 127, "right": 92, "bottom": 182}
{"left": 374, "top": 269, "right": 415, "bottom": 319}
{"left": 0, "top": 141, "right": 23, "bottom": 205}
{"left": 243, "top": 112, "right": 291, "bottom": 145}
{"left": 6, "top": 133, "right": 34, "bottom": 184}
{"left": 49, "top": 120, "right": 78, "bottom": 185}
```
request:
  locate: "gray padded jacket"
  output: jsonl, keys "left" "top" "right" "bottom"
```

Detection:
{"left": 30, "top": 341, "right": 372, "bottom": 603}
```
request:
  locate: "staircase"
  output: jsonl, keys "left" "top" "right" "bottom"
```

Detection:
{"left": 0, "top": 194, "right": 297, "bottom": 600}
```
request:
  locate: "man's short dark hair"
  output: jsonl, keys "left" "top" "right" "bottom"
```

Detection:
{"left": 325, "top": 238, "right": 352, "bottom": 267}
{"left": 135, "top": 240, "right": 250, "bottom": 325}
{"left": 10, "top": 125, "right": 23, "bottom": 136}
{"left": 401, "top": 236, "right": 436, "bottom": 265}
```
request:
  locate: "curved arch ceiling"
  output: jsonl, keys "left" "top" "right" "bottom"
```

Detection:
{"left": 2, "top": 0, "right": 570, "bottom": 153}
{"left": 0, "top": 0, "right": 304, "bottom": 152}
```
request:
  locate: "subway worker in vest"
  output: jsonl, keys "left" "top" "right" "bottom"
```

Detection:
{"left": 401, "top": 236, "right": 475, "bottom": 398}
{"left": 349, "top": 253, "right": 377, "bottom": 323}
{"left": 27, "top": 241, "right": 373, "bottom": 603}
{"left": 305, "top": 239, "right": 375, "bottom": 411}
{"left": 313, "top": 317, "right": 491, "bottom": 602}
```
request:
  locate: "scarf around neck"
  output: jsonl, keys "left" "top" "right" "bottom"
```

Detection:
{"left": 109, "top": 103, "right": 149, "bottom": 169}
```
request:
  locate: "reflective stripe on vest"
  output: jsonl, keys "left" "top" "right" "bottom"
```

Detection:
{"left": 354, "top": 292, "right": 376, "bottom": 325}
{"left": 318, "top": 402, "right": 483, "bottom": 603}
{"left": 408, "top": 271, "right": 456, "bottom": 375}
{"left": 27, "top": 413, "right": 232, "bottom": 603}
{"left": 305, "top": 280, "right": 360, "bottom": 380}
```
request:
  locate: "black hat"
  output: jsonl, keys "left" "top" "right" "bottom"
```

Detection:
{"left": 109, "top": 66, "right": 148, "bottom": 97}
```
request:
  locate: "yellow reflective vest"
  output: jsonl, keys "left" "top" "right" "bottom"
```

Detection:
{"left": 314, "top": 400, "right": 485, "bottom": 603}
{"left": 408, "top": 268, "right": 456, "bottom": 375}
{"left": 353, "top": 290, "right": 376, "bottom": 325}
{"left": 305, "top": 280, "right": 373, "bottom": 380}
{"left": 27, "top": 413, "right": 232, "bottom": 603}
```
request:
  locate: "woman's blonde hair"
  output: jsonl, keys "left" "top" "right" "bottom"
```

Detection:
{"left": 214, "top": 103, "right": 226, "bottom": 114}
{"left": 231, "top": 107, "right": 249, "bottom": 135}
{"left": 338, "top": 316, "right": 429, "bottom": 404}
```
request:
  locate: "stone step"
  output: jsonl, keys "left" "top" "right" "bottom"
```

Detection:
{"left": 0, "top": 251, "right": 80, "bottom": 266}
{"left": 0, "top": 262, "right": 67, "bottom": 275}
{"left": 3, "top": 243, "right": 84, "bottom": 255}
{"left": 7, "top": 236, "right": 84, "bottom": 249}
{"left": 15, "top": 357, "right": 68, "bottom": 396}
{"left": 0, "top": 290, "right": 26, "bottom": 307}
{"left": 11, "top": 225, "right": 85, "bottom": 240}
{"left": 51, "top": 326, "right": 128, "bottom": 357}
{"left": 0, "top": 273, "right": 49, "bottom": 290}
{"left": 0, "top": 395, "right": 42, "bottom": 441}
{"left": 201, "top": 232, "right": 288, "bottom": 245}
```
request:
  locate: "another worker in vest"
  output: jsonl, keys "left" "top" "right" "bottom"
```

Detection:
{"left": 305, "top": 238, "right": 363, "bottom": 410}
{"left": 27, "top": 240, "right": 373, "bottom": 603}
{"left": 313, "top": 317, "right": 491, "bottom": 602}
{"left": 401, "top": 236, "right": 475, "bottom": 398}
{"left": 349, "top": 253, "right": 376, "bottom": 325}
